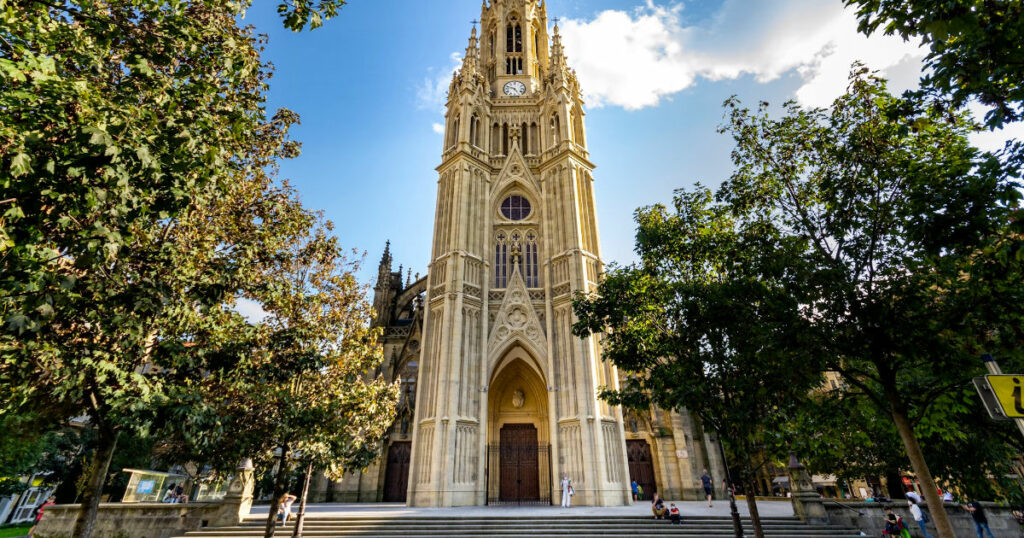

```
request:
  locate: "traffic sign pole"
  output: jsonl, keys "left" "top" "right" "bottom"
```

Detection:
{"left": 981, "top": 354, "right": 1024, "bottom": 439}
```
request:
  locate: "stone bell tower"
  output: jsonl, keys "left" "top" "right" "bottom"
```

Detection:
{"left": 406, "top": 0, "right": 631, "bottom": 507}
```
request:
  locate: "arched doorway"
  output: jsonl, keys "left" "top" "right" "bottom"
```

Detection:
{"left": 486, "top": 347, "right": 550, "bottom": 504}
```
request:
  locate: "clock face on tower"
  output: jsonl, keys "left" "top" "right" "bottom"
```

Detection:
{"left": 503, "top": 81, "right": 527, "bottom": 96}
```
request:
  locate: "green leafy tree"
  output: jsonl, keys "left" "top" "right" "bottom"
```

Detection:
{"left": 715, "top": 69, "right": 1021, "bottom": 538}
{"left": 845, "top": 0, "right": 1024, "bottom": 128}
{"left": 157, "top": 219, "right": 399, "bottom": 538}
{"left": 0, "top": 416, "right": 88, "bottom": 497}
{"left": 573, "top": 188, "right": 826, "bottom": 538}
{"left": 790, "top": 379, "right": 1024, "bottom": 503}
{"left": 0, "top": 1, "right": 350, "bottom": 536}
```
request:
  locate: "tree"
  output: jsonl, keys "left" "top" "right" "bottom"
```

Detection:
{"left": 790, "top": 374, "right": 1024, "bottom": 503}
{"left": 0, "top": 415, "right": 88, "bottom": 497}
{"left": 157, "top": 218, "right": 398, "bottom": 538}
{"left": 0, "top": 1, "right": 344, "bottom": 536}
{"left": 715, "top": 69, "right": 1021, "bottom": 538}
{"left": 845, "top": 0, "right": 1024, "bottom": 128}
{"left": 573, "top": 188, "right": 826, "bottom": 538}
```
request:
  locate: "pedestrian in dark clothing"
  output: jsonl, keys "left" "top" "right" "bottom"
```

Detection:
{"left": 651, "top": 492, "right": 666, "bottom": 519}
{"left": 966, "top": 501, "right": 996, "bottom": 538}
{"left": 700, "top": 470, "right": 713, "bottom": 507}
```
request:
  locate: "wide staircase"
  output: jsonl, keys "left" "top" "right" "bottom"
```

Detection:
{"left": 175, "top": 515, "right": 866, "bottom": 537}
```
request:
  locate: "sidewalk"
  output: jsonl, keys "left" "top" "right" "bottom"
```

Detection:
{"left": 245, "top": 499, "right": 796, "bottom": 519}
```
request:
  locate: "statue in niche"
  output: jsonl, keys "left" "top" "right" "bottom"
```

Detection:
{"left": 512, "top": 389, "right": 525, "bottom": 409}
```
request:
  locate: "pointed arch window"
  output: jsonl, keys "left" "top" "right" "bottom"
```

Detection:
{"left": 470, "top": 114, "right": 481, "bottom": 148}
{"left": 494, "top": 229, "right": 539, "bottom": 288}
{"left": 524, "top": 231, "right": 538, "bottom": 287}
{"left": 506, "top": 21, "right": 522, "bottom": 53}
{"left": 495, "top": 231, "right": 508, "bottom": 288}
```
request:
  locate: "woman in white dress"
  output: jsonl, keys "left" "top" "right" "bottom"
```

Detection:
{"left": 560, "top": 473, "right": 573, "bottom": 508}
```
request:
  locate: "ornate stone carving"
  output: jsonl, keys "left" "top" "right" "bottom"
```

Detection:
{"left": 512, "top": 389, "right": 525, "bottom": 408}
{"left": 487, "top": 266, "right": 547, "bottom": 354}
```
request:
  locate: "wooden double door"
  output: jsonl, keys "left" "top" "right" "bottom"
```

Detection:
{"left": 627, "top": 439, "right": 657, "bottom": 500}
{"left": 382, "top": 441, "right": 411, "bottom": 502}
{"left": 499, "top": 423, "right": 540, "bottom": 502}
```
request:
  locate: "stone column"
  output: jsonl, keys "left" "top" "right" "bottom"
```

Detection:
{"left": 209, "top": 459, "right": 255, "bottom": 528}
{"left": 788, "top": 452, "right": 828, "bottom": 525}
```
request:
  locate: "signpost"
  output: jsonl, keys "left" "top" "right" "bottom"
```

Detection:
{"left": 974, "top": 354, "right": 1024, "bottom": 439}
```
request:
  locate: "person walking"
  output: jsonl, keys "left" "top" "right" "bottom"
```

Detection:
{"left": 700, "top": 470, "right": 713, "bottom": 508}
{"left": 560, "top": 473, "right": 573, "bottom": 508}
{"left": 908, "top": 498, "right": 932, "bottom": 538}
{"left": 966, "top": 500, "right": 996, "bottom": 538}
{"left": 630, "top": 479, "right": 639, "bottom": 501}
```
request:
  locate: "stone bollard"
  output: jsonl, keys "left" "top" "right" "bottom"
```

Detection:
{"left": 208, "top": 458, "right": 255, "bottom": 528}
{"left": 788, "top": 452, "right": 829, "bottom": 525}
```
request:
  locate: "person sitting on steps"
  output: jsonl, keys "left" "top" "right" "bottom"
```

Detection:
{"left": 651, "top": 492, "right": 666, "bottom": 519}
{"left": 668, "top": 503, "right": 681, "bottom": 525}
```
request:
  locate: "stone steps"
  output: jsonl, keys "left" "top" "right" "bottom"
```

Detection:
{"left": 175, "top": 515, "right": 866, "bottom": 537}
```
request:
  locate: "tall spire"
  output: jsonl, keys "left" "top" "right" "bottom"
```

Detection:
{"left": 549, "top": 21, "right": 567, "bottom": 85}
{"left": 378, "top": 240, "right": 392, "bottom": 279}
{"left": 462, "top": 26, "right": 479, "bottom": 72}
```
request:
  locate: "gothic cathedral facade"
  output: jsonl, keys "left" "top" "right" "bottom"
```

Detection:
{"left": 311, "top": 0, "right": 729, "bottom": 507}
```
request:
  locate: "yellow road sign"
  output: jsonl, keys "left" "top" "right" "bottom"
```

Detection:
{"left": 986, "top": 375, "right": 1024, "bottom": 418}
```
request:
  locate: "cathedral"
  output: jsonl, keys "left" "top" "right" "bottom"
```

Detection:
{"left": 311, "top": 0, "right": 727, "bottom": 507}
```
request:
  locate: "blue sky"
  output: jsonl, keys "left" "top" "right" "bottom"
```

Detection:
{"left": 238, "top": 0, "right": 1021, "bottom": 290}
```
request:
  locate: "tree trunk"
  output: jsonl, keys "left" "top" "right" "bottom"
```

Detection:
{"left": 71, "top": 426, "right": 118, "bottom": 538}
{"left": 263, "top": 444, "right": 291, "bottom": 538}
{"left": 886, "top": 390, "right": 955, "bottom": 538}
{"left": 744, "top": 478, "right": 765, "bottom": 538}
{"left": 291, "top": 460, "right": 313, "bottom": 538}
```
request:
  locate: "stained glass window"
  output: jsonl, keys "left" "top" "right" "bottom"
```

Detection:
{"left": 500, "top": 195, "right": 531, "bottom": 220}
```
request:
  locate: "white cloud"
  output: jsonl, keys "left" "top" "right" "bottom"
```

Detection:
{"left": 234, "top": 297, "right": 270, "bottom": 323}
{"left": 557, "top": 0, "right": 927, "bottom": 110}
{"left": 416, "top": 52, "right": 462, "bottom": 113}
{"left": 967, "top": 102, "right": 1024, "bottom": 154}
{"left": 432, "top": 122, "right": 445, "bottom": 135}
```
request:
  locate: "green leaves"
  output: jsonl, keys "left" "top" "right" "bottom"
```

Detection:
{"left": 576, "top": 67, "right": 1022, "bottom": 509}
{"left": 0, "top": 1, "right": 361, "bottom": 533}
{"left": 846, "top": 0, "right": 1024, "bottom": 129}
{"left": 10, "top": 153, "right": 32, "bottom": 177}
{"left": 277, "top": 0, "right": 346, "bottom": 32}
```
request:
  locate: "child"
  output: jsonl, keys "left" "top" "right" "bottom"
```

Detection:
{"left": 882, "top": 506, "right": 911, "bottom": 538}
{"left": 668, "top": 503, "right": 681, "bottom": 525}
